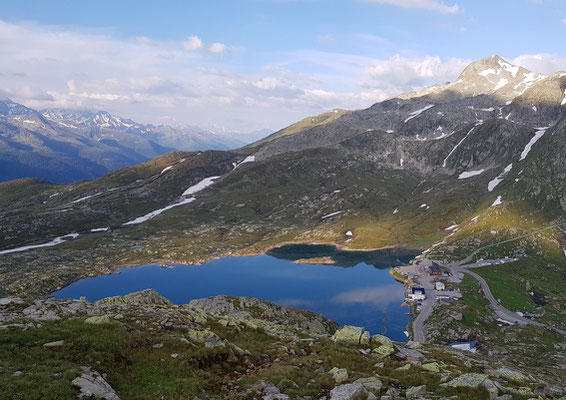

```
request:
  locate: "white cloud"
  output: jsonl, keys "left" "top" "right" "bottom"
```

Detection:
{"left": 209, "top": 42, "right": 231, "bottom": 54}
{"left": 512, "top": 53, "right": 566, "bottom": 74}
{"left": 0, "top": 20, "right": 405, "bottom": 131}
{"left": 365, "top": 0, "right": 461, "bottom": 14}
{"left": 562, "top": 17, "right": 566, "bottom": 24}
{"left": 182, "top": 35, "right": 203, "bottom": 51}
{"left": 5, "top": 20, "right": 565, "bottom": 134}
{"left": 362, "top": 54, "right": 470, "bottom": 88}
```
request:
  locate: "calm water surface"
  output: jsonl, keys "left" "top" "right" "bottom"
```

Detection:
{"left": 53, "top": 245, "right": 418, "bottom": 341}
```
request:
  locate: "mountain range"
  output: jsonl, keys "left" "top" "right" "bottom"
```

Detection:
{"left": 2, "top": 54, "right": 566, "bottom": 288}
{"left": 2, "top": 54, "right": 566, "bottom": 391}
{"left": 0, "top": 101, "right": 272, "bottom": 183}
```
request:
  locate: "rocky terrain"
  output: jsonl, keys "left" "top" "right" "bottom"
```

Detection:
{"left": 1, "top": 56, "right": 565, "bottom": 300}
{"left": 2, "top": 289, "right": 565, "bottom": 399}
{"left": 1, "top": 56, "right": 566, "bottom": 399}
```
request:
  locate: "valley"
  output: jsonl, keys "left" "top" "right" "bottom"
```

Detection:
{"left": 2, "top": 54, "right": 566, "bottom": 398}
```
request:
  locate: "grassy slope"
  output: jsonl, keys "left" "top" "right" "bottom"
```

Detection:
{"left": 2, "top": 297, "right": 555, "bottom": 400}
{"left": 249, "top": 109, "right": 352, "bottom": 148}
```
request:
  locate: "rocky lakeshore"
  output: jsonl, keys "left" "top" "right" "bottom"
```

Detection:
{"left": 2, "top": 290, "right": 565, "bottom": 399}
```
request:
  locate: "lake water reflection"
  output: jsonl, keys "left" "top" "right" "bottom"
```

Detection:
{"left": 53, "top": 245, "right": 418, "bottom": 342}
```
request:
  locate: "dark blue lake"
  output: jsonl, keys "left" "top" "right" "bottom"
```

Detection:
{"left": 53, "top": 245, "right": 418, "bottom": 342}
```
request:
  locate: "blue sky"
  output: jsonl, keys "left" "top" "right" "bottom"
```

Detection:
{"left": 1, "top": 0, "right": 566, "bottom": 131}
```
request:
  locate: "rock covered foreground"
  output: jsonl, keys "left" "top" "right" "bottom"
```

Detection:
{"left": 1, "top": 290, "right": 565, "bottom": 399}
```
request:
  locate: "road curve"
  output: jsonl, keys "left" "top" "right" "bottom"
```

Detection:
{"left": 454, "top": 267, "right": 544, "bottom": 327}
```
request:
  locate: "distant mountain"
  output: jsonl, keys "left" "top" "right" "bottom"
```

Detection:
{"left": 40, "top": 109, "right": 273, "bottom": 152}
{"left": 0, "top": 102, "right": 272, "bottom": 183}
{"left": 4, "top": 55, "right": 566, "bottom": 386}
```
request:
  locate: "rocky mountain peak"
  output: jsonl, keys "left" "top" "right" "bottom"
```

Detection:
{"left": 41, "top": 109, "right": 140, "bottom": 131}
{"left": 0, "top": 99, "right": 36, "bottom": 116}
{"left": 452, "top": 55, "right": 546, "bottom": 100}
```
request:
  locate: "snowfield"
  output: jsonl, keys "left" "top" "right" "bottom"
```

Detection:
{"left": 491, "top": 196, "right": 503, "bottom": 207}
{"left": 0, "top": 233, "right": 79, "bottom": 255}
{"left": 443, "top": 122, "right": 483, "bottom": 168}
{"left": 404, "top": 105, "right": 434, "bottom": 123}
{"left": 123, "top": 197, "right": 196, "bottom": 226}
{"left": 90, "top": 227, "right": 109, "bottom": 233}
{"left": 488, "top": 163, "right": 513, "bottom": 192}
{"left": 520, "top": 128, "right": 548, "bottom": 161}
{"left": 458, "top": 169, "right": 485, "bottom": 179}
{"left": 233, "top": 155, "right": 255, "bottom": 169}
{"left": 321, "top": 211, "right": 342, "bottom": 219}
{"left": 124, "top": 176, "right": 221, "bottom": 226}
{"left": 182, "top": 176, "right": 220, "bottom": 197}
{"left": 70, "top": 193, "right": 102, "bottom": 204}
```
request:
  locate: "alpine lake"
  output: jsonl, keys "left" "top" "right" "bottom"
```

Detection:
{"left": 53, "top": 244, "right": 419, "bottom": 342}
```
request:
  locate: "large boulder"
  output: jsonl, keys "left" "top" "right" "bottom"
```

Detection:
{"left": 329, "top": 383, "right": 366, "bottom": 400}
{"left": 354, "top": 376, "right": 383, "bottom": 393}
{"left": 406, "top": 385, "right": 426, "bottom": 398}
{"left": 0, "top": 298, "right": 24, "bottom": 305}
{"left": 421, "top": 362, "right": 440, "bottom": 373}
{"left": 495, "top": 367, "right": 530, "bottom": 383}
{"left": 186, "top": 329, "right": 224, "bottom": 348}
{"left": 483, "top": 379, "right": 499, "bottom": 400}
{"left": 395, "top": 345, "right": 425, "bottom": 360}
{"left": 441, "top": 373, "right": 488, "bottom": 389}
{"left": 370, "top": 334, "right": 395, "bottom": 357}
{"left": 97, "top": 289, "right": 172, "bottom": 306}
{"left": 332, "top": 326, "right": 366, "bottom": 345}
{"left": 328, "top": 367, "right": 349, "bottom": 383}
{"left": 72, "top": 367, "right": 120, "bottom": 399}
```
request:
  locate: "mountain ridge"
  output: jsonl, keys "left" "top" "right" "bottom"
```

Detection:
{"left": 0, "top": 100, "right": 272, "bottom": 183}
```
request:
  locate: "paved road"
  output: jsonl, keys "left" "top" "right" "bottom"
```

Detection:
{"left": 452, "top": 266, "right": 545, "bottom": 327}
{"left": 411, "top": 221, "right": 566, "bottom": 342}
{"left": 412, "top": 289, "right": 436, "bottom": 343}
{"left": 410, "top": 265, "right": 437, "bottom": 343}
{"left": 412, "top": 258, "right": 543, "bottom": 342}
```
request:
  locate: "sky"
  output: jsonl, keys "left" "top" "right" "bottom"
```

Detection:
{"left": 1, "top": 0, "right": 566, "bottom": 132}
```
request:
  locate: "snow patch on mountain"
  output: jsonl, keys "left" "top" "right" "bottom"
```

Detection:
{"left": 488, "top": 163, "right": 513, "bottom": 192}
{"left": 442, "top": 122, "right": 483, "bottom": 168}
{"left": 182, "top": 176, "right": 220, "bottom": 197}
{"left": 404, "top": 105, "right": 434, "bottom": 123}
{"left": 520, "top": 128, "right": 548, "bottom": 161}
{"left": 321, "top": 211, "right": 342, "bottom": 219}
{"left": 123, "top": 176, "right": 221, "bottom": 226}
{"left": 0, "top": 233, "right": 79, "bottom": 255}
{"left": 70, "top": 193, "right": 102, "bottom": 204}
{"left": 123, "top": 197, "right": 196, "bottom": 226}
{"left": 233, "top": 155, "right": 256, "bottom": 169}
{"left": 493, "top": 78, "right": 509, "bottom": 91}
{"left": 458, "top": 169, "right": 485, "bottom": 179}
{"left": 90, "top": 227, "right": 109, "bottom": 233}
{"left": 514, "top": 72, "right": 547, "bottom": 96}
{"left": 491, "top": 196, "right": 503, "bottom": 207}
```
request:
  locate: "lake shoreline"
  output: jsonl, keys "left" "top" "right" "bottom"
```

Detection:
{"left": 113, "top": 240, "right": 422, "bottom": 273}
{"left": 49, "top": 240, "right": 423, "bottom": 304}
{"left": 52, "top": 245, "right": 417, "bottom": 342}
